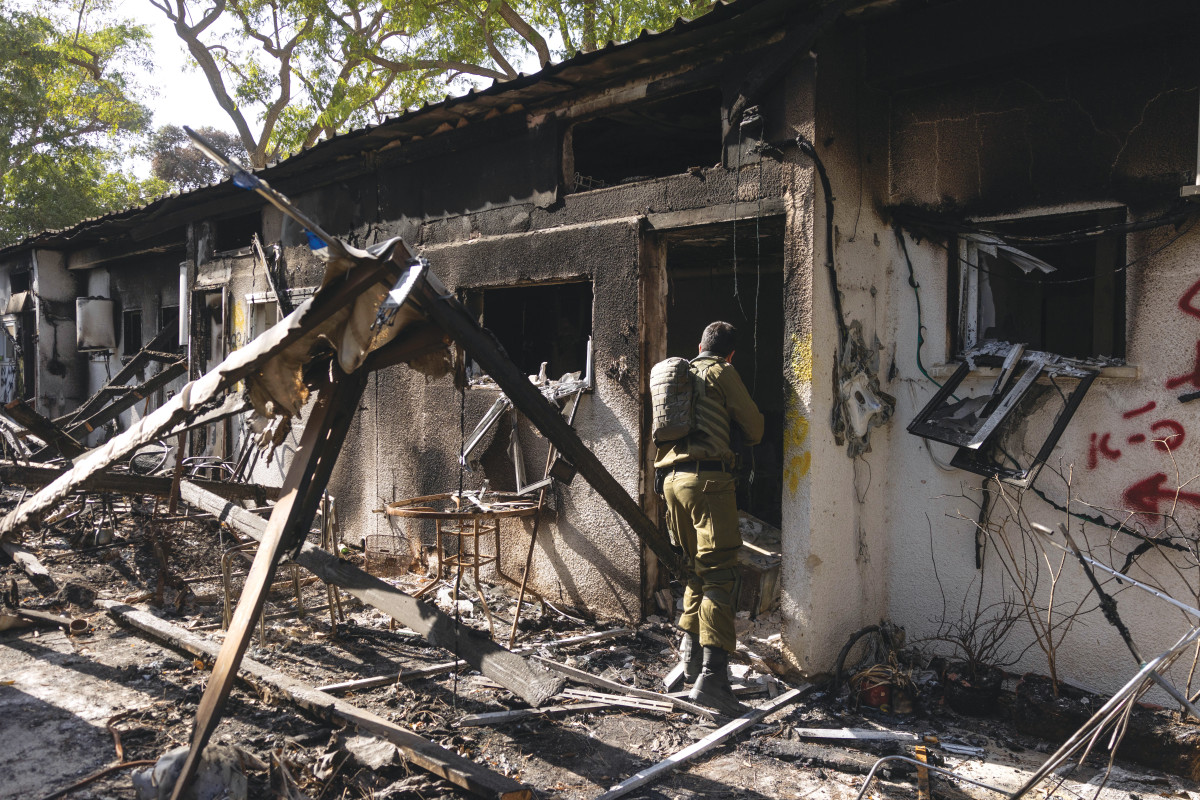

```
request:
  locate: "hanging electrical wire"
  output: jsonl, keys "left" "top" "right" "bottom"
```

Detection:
{"left": 896, "top": 208, "right": 1199, "bottom": 286}
{"left": 796, "top": 135, "right": 849, "bottom": 351}
{"left": 893, "top": 225, "right": 942, "bottom": 389}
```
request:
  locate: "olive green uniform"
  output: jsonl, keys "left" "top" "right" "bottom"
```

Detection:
{"left": 655, "top": 353, "right": 764, "bottom": 653}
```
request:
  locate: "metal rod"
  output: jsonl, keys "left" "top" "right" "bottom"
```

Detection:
{"left": 1031, "top": 523, "right": 1200, "bottom": 618}
{"left": 1008, "top": 624, "right": 1200, "bottom": 800}
{"left": 856, "top": 755, "right": 1010, "bottom": 800}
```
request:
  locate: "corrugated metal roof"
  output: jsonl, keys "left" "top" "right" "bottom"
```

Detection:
{"left": 2, "top": 0, "right": 820, "bottom": 256}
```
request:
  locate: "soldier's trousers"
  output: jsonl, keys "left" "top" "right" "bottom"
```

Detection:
{"left": 663, "top": 469, "right": 740, "bottom": 653}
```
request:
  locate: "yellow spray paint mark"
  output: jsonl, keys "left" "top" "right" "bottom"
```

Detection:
{"left": 790, "top": 332, "right": 813, "bottom": 383}
{"left": 783, "top": 332, "right": 815, "bottom": 494}
{"left": 230, "top": 300, "right": 247, "bottom": 349}
{"left": 783, "top": 407, "right": 811, "bottom": 493}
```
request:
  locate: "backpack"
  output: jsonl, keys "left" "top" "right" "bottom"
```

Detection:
{"left": 650, "top": 356, "right": 705, "bottom": 444}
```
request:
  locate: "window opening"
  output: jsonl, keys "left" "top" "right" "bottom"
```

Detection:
{"left": 570, "top": 88, "right": 722, "bottom": 191}
{"left": 9, "top": 272, "right": 31, "bottom": 294}
{"left": 952, "top": 208, "right": 1126, "bottom": 360}
{"left": 464, "top": 280, "right": 593, "bottom": 383}
{"left": 122, "top": 309, "right": 142, "bottom": 357}
{"left": 213, "top": 211, "right": 261, "bottom": 253}
{"left": 249, "top": 299, "right": 279, "bottom": 340}
{"left": 907, "top": 342, "right": 1098, "bottom": 486}
{"left": 158, "top": 306, "right": 180, "bottom": 351}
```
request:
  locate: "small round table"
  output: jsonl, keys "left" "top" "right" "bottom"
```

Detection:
{"left": 383, "top": 491, "right": 539, "bottom": 635}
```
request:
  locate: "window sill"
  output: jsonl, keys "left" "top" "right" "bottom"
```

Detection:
{"left": 927, "top": 362, "right": 1139, "bottom": 381}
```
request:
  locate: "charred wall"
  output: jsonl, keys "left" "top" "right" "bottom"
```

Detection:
{"left": 873, "top": 2, "right": 1199, "bottom": 213}
{"left": 817, "top": 0, "right": 1200, "bottom": 698}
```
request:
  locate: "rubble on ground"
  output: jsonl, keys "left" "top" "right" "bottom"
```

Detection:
{"left": 3, "top": 489, "right": 1199, "bottom": 800}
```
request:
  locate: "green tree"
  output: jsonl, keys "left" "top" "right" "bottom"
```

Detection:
{"left": 0, "top": 6, "right": 164, "bottom": 246}
{"left": 152, "top": 0, "right": 708, "bottom": 167}
{"left": 150, "top": 125, "right": 247, "bottom": 190}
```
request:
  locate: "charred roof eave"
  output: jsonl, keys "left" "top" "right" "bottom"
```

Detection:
{"left": 0, "top": 0, "right": 834, "bottom": 259}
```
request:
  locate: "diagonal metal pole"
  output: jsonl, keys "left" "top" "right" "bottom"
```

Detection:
{"left": 169, "top": 365, "right": 368, "bottom": 800}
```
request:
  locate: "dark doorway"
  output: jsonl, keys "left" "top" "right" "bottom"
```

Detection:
{"left": 661, "top": 217, "right": 785, "bottom": 528}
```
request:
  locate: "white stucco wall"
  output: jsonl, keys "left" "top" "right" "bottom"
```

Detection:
{"left": 799, "top": 27, "right": 1200, "bottom": 700}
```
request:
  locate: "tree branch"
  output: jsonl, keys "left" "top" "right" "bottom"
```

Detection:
{"left": 495, "top": 0, "right": 551, "bottom": 67}
{"left": 365, "top": 52, "right": 508, "bottom": 82}
{"left": 157, "top": 0, "right": 260, "bottom": 165}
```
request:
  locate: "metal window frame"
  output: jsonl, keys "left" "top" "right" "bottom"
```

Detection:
{"left": 908, "top": 344, "right": 1097, "bottom": 487}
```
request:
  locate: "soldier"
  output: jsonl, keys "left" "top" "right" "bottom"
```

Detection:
{"left": 655, "top": 321, "right": 764, "bottom": 715}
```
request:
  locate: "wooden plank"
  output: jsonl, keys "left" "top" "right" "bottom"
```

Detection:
{"left": 170, "top": 369, "right": 366, "bottom": 800}
{"left": 100, "top": 601, "right": 531, "bottom": 800}
{"left": 594, "top": 687, "right": 809, "bottom": 800}
{"left": 0, "top": 461, "right": 276, "bottom": 502}
{"left": 915, "top": 744, "right": 932, "bottom": 800}
{"left": 319, "top": 660, "right": 463, "bottom": 693}
{"left": 0, "top": 540, "right": 52, "bottom": 584}
{"left": 457, "top": 702, "right": 611, "bottom": 727}
{"left": 3, "top": 400, "right": 86, "bottom": 460}
{"left": 644, "top": 199, "right": 787, "bottom": 231}
{"left": 534, "top": 656, "right": 718, "bottom": 721}
{"left": 560, "top": 688, "right": 673, "bottom": 712}
{"left": 0, "top": 246, "right": 404, "bottom": 537}
{"left": 179, "top": 480, "right": 565, "bottom": 707}
{"left": 791, "top": 727, "right": 919, "bottom": 743}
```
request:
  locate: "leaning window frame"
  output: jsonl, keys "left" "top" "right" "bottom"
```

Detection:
{"left": 908, "top": 343, "right": 1098, "bottom": 487}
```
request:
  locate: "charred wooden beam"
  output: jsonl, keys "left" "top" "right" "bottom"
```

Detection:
{"left": 3, "top": 400, "right": 85, "bottom": 461}
{"left": 172, "top": 367, "right": 367, "bottom": 800}
{"left": 100, "top": 601, "right": 532, "bottom": 800}
{"left": 59, "top": 359, "right": 187, "bottom": 440}
{"left": 179, "top": 480, "right": 566, "bottom": 707}
{"left": 0, "top": 462, "right": 276, "bottom": 502}
{"left": 57, "top": 327, "right": 179, "bottom": 426}
{"left": 0, "top": 245, "right": 404, "bottom": 537}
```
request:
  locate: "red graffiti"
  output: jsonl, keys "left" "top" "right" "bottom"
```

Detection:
{"left": 1166, "top": 342, "right": 1200, "bottom": 390}
{"left": 1123, "top": 473, "right": 1200, "bottom": 518}
{"left": 1087, "top": 432, "right": 1122, "bottom": 469}
{"left": 1123, "top": 401, "right": 1157, "bottom": 418}
{"left": 1150, "top": 419, "right": 1186, "bottom": 451}
{"left": 1180, "top": 277, "right": 1200, "bottom": 319}
{"left": 1128, "top": 433, "right": 1147, "bottom": 444}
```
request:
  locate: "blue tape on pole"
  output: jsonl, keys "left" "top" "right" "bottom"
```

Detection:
{"left": 305, "top": 231, "right": 327, "bottom": 252}
{"left": 232, "top": 171, "right": 261, "bottom": 191}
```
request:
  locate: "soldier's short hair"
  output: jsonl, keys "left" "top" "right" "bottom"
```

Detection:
{"left": 700, "top": 321, "right": 737, "bottom": 357}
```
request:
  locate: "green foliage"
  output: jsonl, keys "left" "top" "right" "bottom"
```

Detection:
{"left": 0, "top": 5, "right": 161, "bottom": 246}
{"left": 150, "top": 125, "right": 247, "bottom": 191}
{"left": 156, "top": 0, "right": 707, "bottom": 162}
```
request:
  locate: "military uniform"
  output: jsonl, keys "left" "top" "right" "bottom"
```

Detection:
{"left": 654, "top": 352, "right": 763, "bottom": 653}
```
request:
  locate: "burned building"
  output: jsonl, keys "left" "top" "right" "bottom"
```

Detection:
{"left": 2, "top": 0, "right": 1200, "bottom": 707}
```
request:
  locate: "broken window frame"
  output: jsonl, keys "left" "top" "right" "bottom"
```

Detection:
{"left": 567, "top": 86, "right": 724, "bottom": 192}
{"left": 462, "top": 279, "right": 595, "bottom": 388}
{"left": 953, "top": 207, "right": 1127, "bottom": 361}
{"left": 908, "top": 343, "right": 1097, "bottom": 487}
{"left": 459, "top": 341, "right": 593, "bottom": 495}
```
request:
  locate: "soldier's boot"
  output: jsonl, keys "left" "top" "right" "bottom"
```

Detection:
{"left": 679, "top": 631, "right": 702, "bottom": 684}
{"left": 689, "top": 646, "right": 750, "bottom": 717}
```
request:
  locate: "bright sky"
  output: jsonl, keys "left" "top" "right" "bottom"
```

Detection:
{"left": 112, "top": 0, "right": 253, "bottom": 140}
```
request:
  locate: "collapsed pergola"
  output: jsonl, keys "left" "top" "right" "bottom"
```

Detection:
{"left": 0, "top": 152, "right": 685, "bottom": 799}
